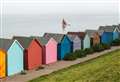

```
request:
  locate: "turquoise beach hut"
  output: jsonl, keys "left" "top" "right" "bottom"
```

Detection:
{"left": 44, "top": 33, "right": 72, "bottom": 60}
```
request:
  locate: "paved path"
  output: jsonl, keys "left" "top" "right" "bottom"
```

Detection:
{"left": 1, "top": 46, "right": 120, "bottom": 82}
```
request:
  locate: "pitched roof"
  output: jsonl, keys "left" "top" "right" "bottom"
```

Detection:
{"left": 44, "top": 33, "right": 64, "bottom": 43}
{"left": 113, "top": 25, "right": 120, "bottom": 29}
{"left": 67, "top": 32, "right": 85, "bottom": 39}
{"left": 99, "top": 26, "right": 113, "bottom": 32}
{"left": 98, "top": 25, "right": 119, "bottom": 32}
{"left": 118, "top": 24, "right": 120, "bottom": 29}
{"left": 85, "top": 30, "right": 98, "bottom": 37}
{"left": 67, "top": 34, "right": 79, "bottom": 41}
{"left": 13, "top": 36, "right": 33, "bottom": 48}
{"left": 32, "top": 37, "right": 49, "bottom": 45}
{"left": 118, "top": 24, "right": 120, "bottom": 30}
{"left": 97, "top": 30, "right": 104, "bottom": 36}
{"left": 0, "top": 38, "right": 13, "bottom": 51}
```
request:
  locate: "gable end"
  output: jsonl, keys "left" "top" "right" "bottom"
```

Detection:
{"left": 61, "top": 35, "right": 72, "bottom": 43}
{"left": 114, "top": 27, "right": 120, "bottom": 32}
{"left": 8, "top": 40, "right": 24, "bottom": 51}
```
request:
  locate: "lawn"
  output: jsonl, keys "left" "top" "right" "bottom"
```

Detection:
{"left": 29, "top": 49, "right": 120, "bottom": 82}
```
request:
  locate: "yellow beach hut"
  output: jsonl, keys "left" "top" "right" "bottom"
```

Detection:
{"left": 0, "top": 49, "right": 6, "bottom": 78}
{"left": 0, "top": 39, "right": 13, "bottom": 78}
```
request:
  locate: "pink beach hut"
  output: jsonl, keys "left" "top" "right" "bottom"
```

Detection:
{"left": 34, "top": 37, "right": 58, "bottom": 64}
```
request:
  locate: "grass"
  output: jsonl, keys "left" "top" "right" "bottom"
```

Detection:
{"left": 29, "top": 49, "right": 120, "bottom": 82}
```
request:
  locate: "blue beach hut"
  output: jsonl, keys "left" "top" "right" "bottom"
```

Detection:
{"left": 99, "top": 25, "right": 120, "bottom": 45}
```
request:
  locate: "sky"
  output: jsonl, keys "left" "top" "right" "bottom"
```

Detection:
{"left": 2, "top": 0, "right": 119, "bottom": 15}
{"left": 0, "top": 0, "right": 119, "bottom": 38}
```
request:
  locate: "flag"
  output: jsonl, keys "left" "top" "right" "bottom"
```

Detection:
{"left": 62, "top": 19, "right": 70, "bottom": 30}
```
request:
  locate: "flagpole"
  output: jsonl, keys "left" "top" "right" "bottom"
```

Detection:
{"left": 63, "top": 28, "right": 65, "bottom": 34}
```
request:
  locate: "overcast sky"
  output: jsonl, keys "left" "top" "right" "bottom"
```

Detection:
{"left": 2, "top": 0, "right": 119, "bottom": 15}
{"left": 0, "top": 0, "right": 119, "bottom": 38}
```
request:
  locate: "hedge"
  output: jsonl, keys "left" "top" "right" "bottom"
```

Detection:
{"left": 101, "top": 43, "right": 111, "bottom": 50}
{"left": 64, "top": 50, "right": 87, "bottom": 61}
{"left": 64, "top": 42, "right": 114, "bottom": 61}
{"left": 84, "top": 48, "right": 94, "bottom": 55}
{"left": 64, "top": 53, "right": 78, "bottom": 61}
{"left": 75, "top": 50, "right": 87, "bottom": 58}
{"left": 92, "top": 44, "right": 105, "bottom": 52}
{"left": 111, "top": 39, "right": 120, "bottom": 46}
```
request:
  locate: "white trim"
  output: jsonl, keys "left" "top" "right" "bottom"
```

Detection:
{"left": 8, "top": 40, "right": 24, "bottom": 51}
{"left": 114, "top": 27, "right": 120, "bottom": 32}
{"left": 15, "top": 40, "right": 24, "bottom": 50}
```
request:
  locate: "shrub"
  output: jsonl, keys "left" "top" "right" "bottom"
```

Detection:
{"left": 74, "top": 50, "right": 80, "bottom": 57}
{"left": 111, "top": 39, "right": 120, "bottom": 46}
{"left": 93, "top": 44, "right": 104, "bottom": 52}
{"left": 64, "top": 53, "right": 77, "bottom": 61}
{"left": 84, "top": 48, "right": 94, "bottom": 55}
{"left": 76, "top": 50, "right": 87, "bottom": 58}
{"left": 64, "top": 49, "right": 88, "bottom": 61}
{"left": 101, "top": 43, "right": 111, "bottom": 50}
{"left": 64, "top": 43, "right": 112, "bottom": 61}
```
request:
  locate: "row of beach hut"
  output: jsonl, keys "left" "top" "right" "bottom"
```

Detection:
{"left": 0, "top": 24, "right": 120, "bottom": 78}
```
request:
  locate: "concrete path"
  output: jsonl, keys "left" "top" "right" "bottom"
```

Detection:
{"left": 1, "top": 46, "right": 120, "bottom": 82}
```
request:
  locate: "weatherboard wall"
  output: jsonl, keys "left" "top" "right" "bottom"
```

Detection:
{"left": 44, "top": 38, "right": 57, "bottom": 64}
{"left": 73, "top": 36, "right": 81, "bottom": 51}
{"left": 83, "top": 34, "right": 91, "bottom": 49}
{"left": 0, "top": 50, "right": 6, "bottom": 78}
{"left": 58, "top": 35, "right": 72, "bottom": 60}
{"left": 113, "top": 32, "right": 119, "bottom": 40}
{"left": 25, "top": 39, "right": 42, "bottom": 70}
{"left": 7, "top": 40, "right": 24, "bottom": 76}
{"left": 101, "top": 32, "right": 113, "bottom": 45}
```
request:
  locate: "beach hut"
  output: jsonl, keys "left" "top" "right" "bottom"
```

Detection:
{"left": 0, "top": 38, "right": 24, "bottom": 77}
{"left": 99, "top": 25, "right": 120, "bottom": 44}
{"left": 67, "top": 34, "right": 81, "bottom": 52}
{"left": 34, "top": 37, "right": 57, "bottom": 64}
{"left": 112, "top": 25, "right": 120, "bottom": 40}
{"left": 119, "top": 24, "right": 120, "bottom": 38}
{"left": 68, "top": 32, "right": 91, "bottom": 49}
{"left": 85, "top": 30, "right": 100, "bottom": 46}
{"left": 13, "top": 37, "right": 42, "bottom": 70}
{"left": 99, "top": 32, "right": 113, "bottom": 45}
{"left": 44, "top": 33, "right": 72, "bottom": 60}
{"left": 0, "top": 48, "right": 6, "bottom": 78}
